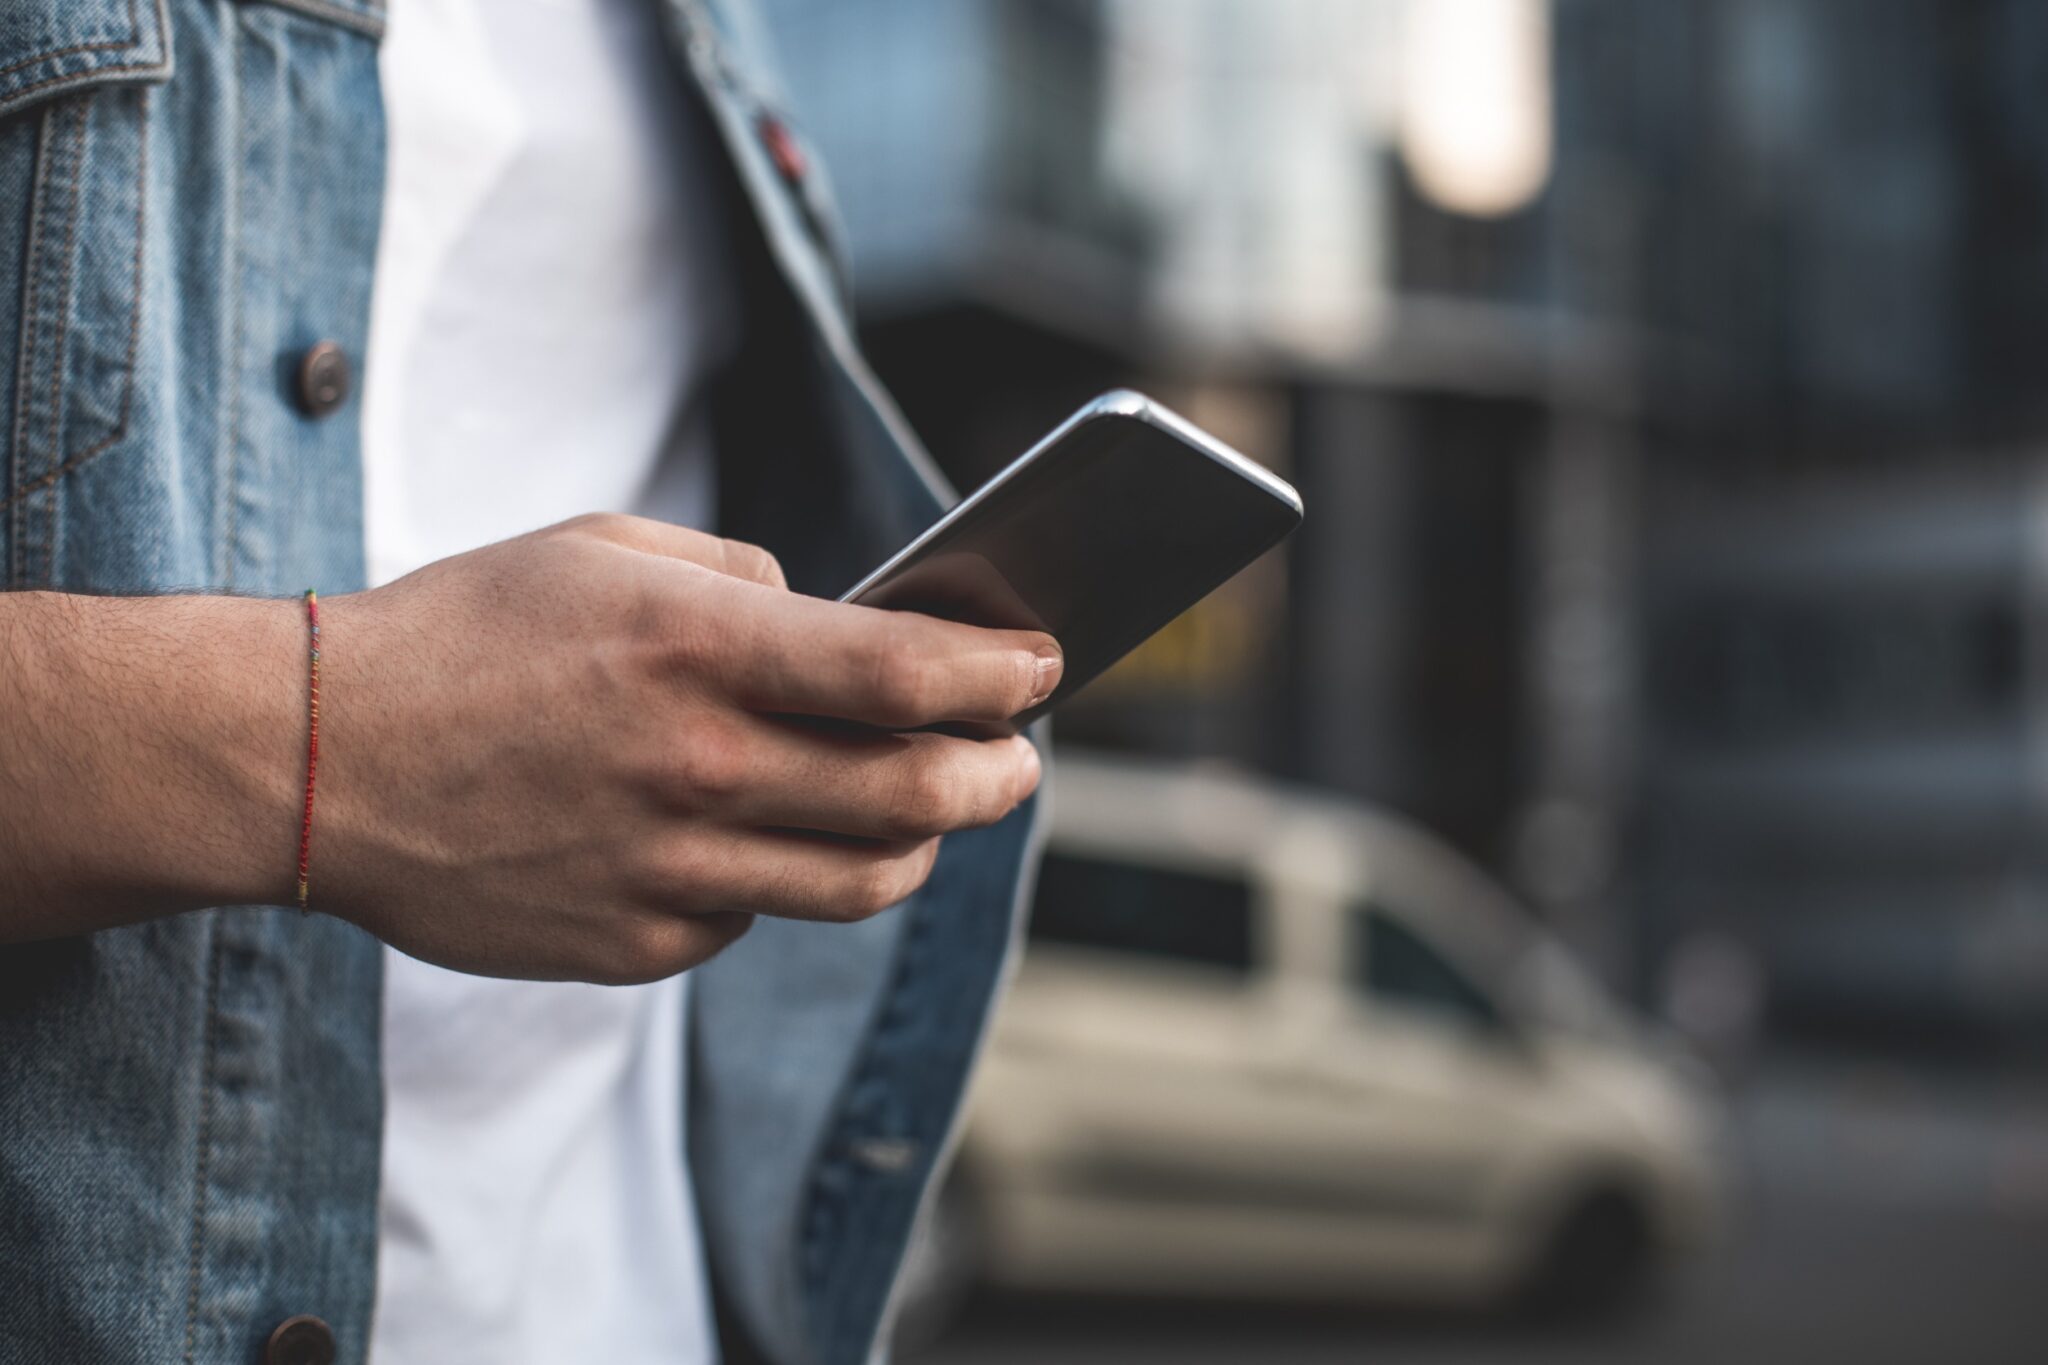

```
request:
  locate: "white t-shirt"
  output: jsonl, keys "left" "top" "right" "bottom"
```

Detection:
{"left": 361, "top": 0, "right": 736, "bottom": 1360}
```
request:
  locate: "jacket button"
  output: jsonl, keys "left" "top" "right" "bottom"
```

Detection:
{"left": 295, "top": 341, "right": 351, "bottom": 418}
{"left": 265, "top": 1314, "right": 336, "bottom": 1365}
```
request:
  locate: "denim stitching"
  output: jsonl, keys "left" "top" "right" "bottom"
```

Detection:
{"left": 220, "top": 38, "right": 243, "bottom": 590}
{"left": 0, "top": 59, "right": 169, "bottom": 125}
{"left": 31, "top": 98, "right": 88, "bottom": 586}
{"left": 40, "top": 100, "right": 89, "bottom": 543}
{"left": 0, "top": 41, "right": 135, "bottom": 86}
{"left": 0, "top": 94, "right": 150, "bottom": 517}
{"left": 0, "top": 0, "right": 139, "bottom": 85}
{"left": 180, "top": 912, "right": 226, "bottom": 1365}
{"left": 8, "top": 105, "right": 59, "bottom": 584}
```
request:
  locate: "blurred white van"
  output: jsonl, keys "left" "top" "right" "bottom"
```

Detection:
{"left": 897, "top": 752, "right": 1724, "bottom": 1336}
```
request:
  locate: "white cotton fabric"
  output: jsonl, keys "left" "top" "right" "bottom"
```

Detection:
{"left": 361, "top": 1, "right": 735, "bottom": 1360}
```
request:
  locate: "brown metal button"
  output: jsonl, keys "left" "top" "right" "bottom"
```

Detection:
{"left": 265, "top": 1314, "right": 336, "bottom": 1365}
{"left": 295, "top": 341, "right": 351, "bottom": 418}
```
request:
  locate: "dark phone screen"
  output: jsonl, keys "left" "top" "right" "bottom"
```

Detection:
{"left": 843, "top": 408, "right": 1302, "bottom": 723}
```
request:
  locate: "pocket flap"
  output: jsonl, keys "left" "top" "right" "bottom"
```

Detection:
{"left": 0, "top": 0, "right": 172, "bottom": 123}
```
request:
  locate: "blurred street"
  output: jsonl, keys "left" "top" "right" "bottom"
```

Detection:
{"left": 912, "top": 1058, "right": 2048, "bottom": 1365}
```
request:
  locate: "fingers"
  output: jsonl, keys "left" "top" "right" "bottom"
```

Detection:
{"left": 658, "top": 720, "right": 1041, "bottom": 841}
{"left": 642, "top": 828, "right": 945, "bottom": 925}
{"left": 564, "top": 514, "right": 1063, "bottom": 726}
{"left": 558, "top": 513, "right": 787, "bottom": 588}
{"left": 703, "top": 582, "right": 1064, "bottom": 727}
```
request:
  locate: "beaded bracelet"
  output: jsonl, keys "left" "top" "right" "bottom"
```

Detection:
{"left": 296, "top": 590, "right": 321, "bottom": 915}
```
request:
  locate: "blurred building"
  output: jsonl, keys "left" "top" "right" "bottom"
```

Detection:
{"left": 762, "top": 0, "right": 2048, "bottom": 1045}
{"left": 1557, "top": 0, "right": 2048, "bottom": 1043}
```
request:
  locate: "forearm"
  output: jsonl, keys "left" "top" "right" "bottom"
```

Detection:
{"left": 1, "top": 515, "right": 1054, "bottom": 980}
{"left": 0, "top": 591, "right": 302, "bottom": 939}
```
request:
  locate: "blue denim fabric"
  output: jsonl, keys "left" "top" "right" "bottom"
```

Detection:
{"left": 0, "top": 2, "right": 1040, "bottom": 1363}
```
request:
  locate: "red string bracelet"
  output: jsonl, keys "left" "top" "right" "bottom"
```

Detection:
{"left": 296, "top": 589, "right": 321, "bottom": 915}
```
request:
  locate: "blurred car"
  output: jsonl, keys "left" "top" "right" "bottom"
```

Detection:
{"left": 894, "top": 752, "right": 1724, "bottom": 1338}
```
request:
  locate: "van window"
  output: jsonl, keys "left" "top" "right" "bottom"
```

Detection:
{"left": 1350, "top": 910, "right": 1505, "bottom": 1030}
{"left": 1029, "top": 850, "right": 1254, "bottom": 975}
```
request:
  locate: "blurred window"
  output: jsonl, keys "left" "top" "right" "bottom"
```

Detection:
{"left": 1652, "top": 587, "right": 2023, "bottom": 747}
{"left": 1350, "top": 910, "right": 1505, "bottom": 1031}
{"left": 1028, "top": 851, "right": 1254, "bottom": 975}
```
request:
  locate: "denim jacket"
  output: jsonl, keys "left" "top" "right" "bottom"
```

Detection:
{"left": 0, "top": 3, "right": 1040, "bottom": 1362}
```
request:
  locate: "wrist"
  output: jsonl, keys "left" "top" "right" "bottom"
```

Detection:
{"left": 0, "top": 584, "right": 361, "bottom": 941}
{"left": 43, "top": 591, "right": 306, "bottom": 916}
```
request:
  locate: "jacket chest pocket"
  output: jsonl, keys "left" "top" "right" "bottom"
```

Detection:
{"left": 0, "top": 0, "right": 170, "bottom": 584}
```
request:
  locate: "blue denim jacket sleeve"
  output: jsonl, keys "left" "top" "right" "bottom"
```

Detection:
{"left": 0, "top": 2, "right": 1041, "bottom": 1363}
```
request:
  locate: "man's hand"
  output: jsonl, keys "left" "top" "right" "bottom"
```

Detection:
{"left": 0, "top": 515, "right": 1057, "bottom": 982}
{"left": 319, "top": 514, "right": 1055, "bottom": 981}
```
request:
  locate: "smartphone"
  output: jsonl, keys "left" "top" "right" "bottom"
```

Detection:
{"left": 841, "top": 390, "right": 1303, "bottom": 724}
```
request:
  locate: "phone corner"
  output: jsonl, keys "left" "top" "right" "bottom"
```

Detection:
{"left": 1090, "top": 389, "right": 1155, "bottom": 420}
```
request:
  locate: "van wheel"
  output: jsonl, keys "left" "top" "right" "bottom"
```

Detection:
{"left": 890, "top": 1174, "right": 983, "bottom": 1354}
{"left": 1518, "top": 1187, "right": 1653, "bottom": 1320}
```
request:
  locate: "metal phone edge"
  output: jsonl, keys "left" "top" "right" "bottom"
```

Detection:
{"left": 1110, "top": 390, "right": 1305, "bottom": 518}
{"left": 838, "top": 389, "right": 1302, "bottom": 603}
